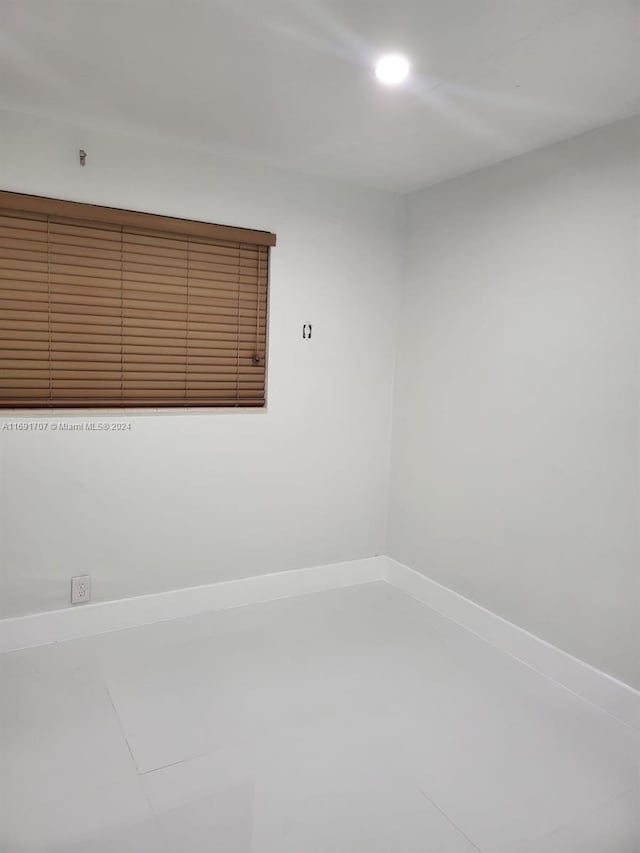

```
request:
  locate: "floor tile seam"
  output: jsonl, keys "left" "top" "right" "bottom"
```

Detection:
{"left": 417, "top": 785, "right": 485, "bottom": 852}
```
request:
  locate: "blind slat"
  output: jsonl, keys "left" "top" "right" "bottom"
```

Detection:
{"left": 0, "top": 396, "right": 265, "bottom": 407}
{"left": 0, "top": 269, "right": 48, "bottom": 282}
{"left": 0, "top": 359, "right": 263, "bottom": 372}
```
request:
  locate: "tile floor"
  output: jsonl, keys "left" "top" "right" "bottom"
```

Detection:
{"left": 1, "top": 582, "right": 638, "bottom": 852}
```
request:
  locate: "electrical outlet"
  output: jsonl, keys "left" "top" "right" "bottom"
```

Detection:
{"left": 70, "top": 575, "right": 91, "bottom": 605}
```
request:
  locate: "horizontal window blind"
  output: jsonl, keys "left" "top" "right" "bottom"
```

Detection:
{"left": 0, "top": 192, "right": 275, "bottom": 408}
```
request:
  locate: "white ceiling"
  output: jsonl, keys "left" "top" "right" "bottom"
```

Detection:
{"left": 0, "top": 0, "right": 638, "bottom": 192}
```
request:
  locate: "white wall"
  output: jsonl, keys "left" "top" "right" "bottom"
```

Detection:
{"left": 0, "top": 109, "right": 403, "bottom": 617}
{"left": 389, "top": 116, "right": 640, "bottom": 688}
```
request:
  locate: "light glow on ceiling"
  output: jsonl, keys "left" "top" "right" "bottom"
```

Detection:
{"left": 374, "top": 54, "right": 410, "bottom": 86}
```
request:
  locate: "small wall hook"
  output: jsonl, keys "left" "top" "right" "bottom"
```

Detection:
{"left": 79, "top": 149, "right": 87, "bottom": 167}
{"left": 303, "top": 323, "right": 312, "bottom": 340}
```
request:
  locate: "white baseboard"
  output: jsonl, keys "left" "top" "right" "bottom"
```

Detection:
{"left": 1, "top": 553, "right": 637, "bottom": 731}
{"left": 0, "top": 556, "right": 385, "bottom": 654}
{"left": 382, "top": 557, "right": 640, "bottom": 731}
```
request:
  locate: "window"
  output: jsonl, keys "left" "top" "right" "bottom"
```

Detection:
{"left": 0, "top": 191, "right": 275, "bottom": 408}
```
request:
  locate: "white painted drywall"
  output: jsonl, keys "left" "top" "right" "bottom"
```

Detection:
{"left": 0, "top": 109, "right": 403, "bottom": 617}
{"left": 388, "top": 116, "right": 640, "bottom": 688}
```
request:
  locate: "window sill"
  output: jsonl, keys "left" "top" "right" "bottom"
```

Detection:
{"left": 0, "top": 406, "right": 268, "bottom": 418}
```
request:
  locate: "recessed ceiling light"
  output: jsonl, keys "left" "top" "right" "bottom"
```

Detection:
{"left": 374, "top": 54, "right": 410, "bottom": 86}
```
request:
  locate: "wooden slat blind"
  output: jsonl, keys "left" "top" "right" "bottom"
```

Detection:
{"left": 0, "top": 192, "right": 274, "bottom": 408}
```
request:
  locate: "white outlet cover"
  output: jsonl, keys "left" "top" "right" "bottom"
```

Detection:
{"left": 70, "top": 575, "right": 91, "bottom": 605}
